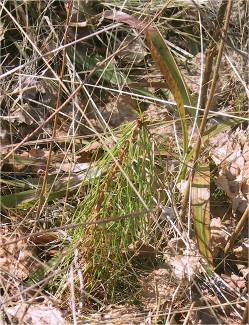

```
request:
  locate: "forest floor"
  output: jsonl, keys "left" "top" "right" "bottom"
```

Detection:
{"left": 0, "top": 1, "right": 248, "bottom": 324}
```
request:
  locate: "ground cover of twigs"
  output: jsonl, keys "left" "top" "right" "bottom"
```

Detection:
{"left": 0, "top": 0, "right": 248, "bottom": 324}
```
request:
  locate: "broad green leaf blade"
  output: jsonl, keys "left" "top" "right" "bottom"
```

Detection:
{"left": 0, "top": 177, "right": 29, "bottom": 188}
{"left": 203, "top": 117, "right": 246, "bottom": 143}
{"left": 0, "top": 166, "right": 103, "bottom": 209}
{"left": 68, "top": 49, "right": 155, "bottom": 98}
{"left": 100, "top": 9, "right": 192, "bottom": 123}
{"left": 0, "top": 187, "right": 74, "bottom": 209}
{"left": 0, "top": 189, "right": 40, "bottom": 208}
{"left": 84, "top": 52, "right": 128, "bottom": 85}
{"left": 145, "top": 27, "right": 193, "bottom": 153}
{"left": 0, "top": 174, "right": 57, "bottom": 190}
{"left": 191, "top": 163, "right": 213, "bottom": 272}
{"left": 26, "top": 253, "right": 64, "bottom": 286}
{"left": 4, "top": 153, "right": 45, "bottom": 166}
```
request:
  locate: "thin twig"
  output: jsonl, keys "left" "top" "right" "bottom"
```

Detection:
{"left": 241, "top": 300, "right": 249, "bottom": 325}
{"left": 224, "top": 205, "right": 249, "bottom": 255}
{"left": 199, "top": 0, "right": 232, "bottom": 110}
{"left": 1, "top": 210, "right": 151, "bottom": 247}
{"left": 36, "top": 0, "right": 73, "bottom": 219}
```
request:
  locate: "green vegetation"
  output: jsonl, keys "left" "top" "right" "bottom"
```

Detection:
{"left": 0, "top": 0, "right": 248, "bottom": 323}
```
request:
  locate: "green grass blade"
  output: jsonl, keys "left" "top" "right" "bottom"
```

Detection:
{"left": 146, "top": 27, "right": 194, "bottom": 153}
{"left": 0, "top": 167, "right": 103, "bottom": 208}
{"left": 191, "top": 163, "right": 213, "bottom": 273}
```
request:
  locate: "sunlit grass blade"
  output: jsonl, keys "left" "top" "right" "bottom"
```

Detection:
{"left": 191, "top": 163, "right": 213, "bottom": 272}
{"left": 146, "top": 27, "right": 194, "bottom": 153}
{"left": 101, "top": 9, "right": 194, "bottom": 153}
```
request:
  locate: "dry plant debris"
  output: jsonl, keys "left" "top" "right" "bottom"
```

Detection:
{"left": 210, "top": 217, "right": 229, "bottom": 254}
{"left": 210, "top": 128, "right": 249, "bottom": 213}
{"left": 164, "top": 238, "right": 202, "bottom": 281}
{"left": 5, "top": 302, "right": 65, "bottom": 325}
{"left": 0, "top": 225, "right": 36, "bottom": 285}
